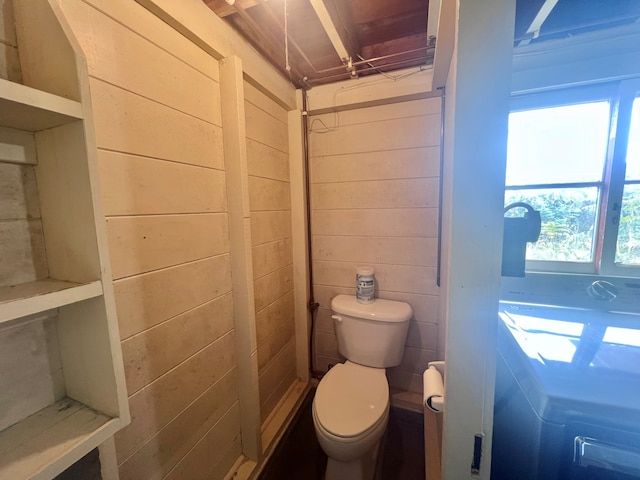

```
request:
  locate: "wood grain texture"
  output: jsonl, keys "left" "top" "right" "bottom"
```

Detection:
{"left": 308, "top": 98, "right": 442, "bottom": 392}
{"left": 252, "top": 238, "right": 293, "bottom": 280}
{"left": 312, "top": 208, "right": 438, "bottom": 238}
{"left": 90, "top": 79, "right": 224, "bottom": 170}
{"left": 254, "top": 265, "right": 293, "bottom": 313}
{"left": 0, "top": 219, "right": 48, "bottom": 286}
{"left": 0, "top": 127, "right": 36, "bottom": 165}
{"left": 34, "top": 122, "right": 102, "bottom": 283}
{"left": 258, "top": 340, "right": 296, "bottom": 420}
{"left": 62, "top": 1, "right": 221, "bottom": 125}
{"left": 163, "top": 403, "right": 240, "bottom": 480}
{"left": 113, "top": 255, "right": 232, "bottom": 340}
{"left": 122, "top": 293, "right": 234, "bottom": 394}
{"left": 313, "top": 260, "right": 438, "bottom": 295}
{"left": 312, "top": 177, "right": 439, "bottom": 210}
{"left": 309, "top": 114, "right": 440, "bottom": 156}
{"left": 118, "top": 370, "right": 238, "bottom": 480}
{"left": 248, "top": 176, "right": 291, "bottom": 212}
{"left": 106, "top": 214, "right": 229, "bottom": 279}
{"left": 255, "top": 290, "right": 294, "bottom": 345}
{"left": 245, "top": 101, "right": 288, "bottom": 153}
{"left": 0, "top": 280, "right": 102, "bottom": 324}
{"left": 81, "top": 0, "right": 219, "bottom": 81}
{"left": 0, "top": 44, "right": 22, "bottom": 82}
{"left": 310, "top": 97, "right": 441, "bottom": 128}
{"left": 115, "top": 332, "right": 236, "bottom": 462}
{"left": 0, "top": 316, "right": 64, "bottom": 431}
{"left": 246, "top": 139, "right": 290, "bottom": 182}
{"left": 313, "top": 235, "right": 437, "bottom": 267}
{"left": 98, "top": 150, "right": 227, "bottom": 216}
{"left": 250, "top": 210, "right": 292, "bottom": 246}
{"left": 257, "top": 314, "right": 294, "bottom": 371}
{"left": 0, "top": 0, "right": 17, "bottom": 46}
{"left": 0, "top": 163, "right": 40, "bottom": 220}
{"left": 310, "top": 147, "right": 440, "bottom": 183}
{"left": 244, "top": 81, "right": 287, "bottom": 124}
{"left": 0, "top": 399, "right": 114, "bottom": 480}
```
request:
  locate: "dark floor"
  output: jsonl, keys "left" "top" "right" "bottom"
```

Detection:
{"left": 259, "top": 389, "right": 425, "bottom": 480}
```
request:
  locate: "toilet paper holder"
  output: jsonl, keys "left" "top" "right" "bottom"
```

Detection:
{"left": 424, "top": 361, "right": 445, "bottom": 413}
{"left": 424, "top": 361, "right": 445, "bottom": 480}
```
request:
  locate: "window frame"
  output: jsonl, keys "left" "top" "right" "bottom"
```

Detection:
{"left": 507, "top": 79, "right": 640, "bottom": 278}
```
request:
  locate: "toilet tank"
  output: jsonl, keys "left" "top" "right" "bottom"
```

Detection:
{"left": 331, "top": 294, "right": 412, "bottom": 368}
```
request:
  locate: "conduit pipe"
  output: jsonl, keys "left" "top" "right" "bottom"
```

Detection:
{"left": 301, "top": 90, "right": 321, "bottom": 378}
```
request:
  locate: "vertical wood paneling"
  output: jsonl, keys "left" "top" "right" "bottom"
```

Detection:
{"left": 309, "top": 98, "right": 442, "bottom": 394}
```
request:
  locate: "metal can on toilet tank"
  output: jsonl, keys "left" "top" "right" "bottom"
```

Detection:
{"left": 356, "top": 266, "right": 375, "bottom": 304}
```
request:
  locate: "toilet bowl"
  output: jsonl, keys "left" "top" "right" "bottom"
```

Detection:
{"left": 311, "top": 294, "right": 412, "bottom": 480}
{"left": 313, "top": 361, "right": 389, "bottom": 480}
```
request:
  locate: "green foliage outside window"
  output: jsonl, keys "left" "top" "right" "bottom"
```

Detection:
{"left": 617, "top": 185, "right": 640, "bottom": 265}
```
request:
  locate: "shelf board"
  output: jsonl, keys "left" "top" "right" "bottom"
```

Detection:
{"left": 0, "top": 279, "right": 103, "bottom": 324}
{"left": 0, "top": 78, "right": 83, "bottom": 132}
{"left": 0, "top": 398, "right": 119, "bottom": 480}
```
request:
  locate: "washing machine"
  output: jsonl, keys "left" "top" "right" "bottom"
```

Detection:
{"left": 492, "top": 298, "right": 640, "bottom": 480}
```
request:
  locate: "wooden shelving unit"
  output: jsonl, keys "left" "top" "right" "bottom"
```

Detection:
{"left": 0, "top": 399, "right": 117, "bottom": 480}
{"left": 0, "top": 78, "right": 83, "bottom": 131}
{"left": 0, "top": 1, "right": 130, "bottom": 478}
{"left": 0, "top": 280, "right": 103, "bottom": 324}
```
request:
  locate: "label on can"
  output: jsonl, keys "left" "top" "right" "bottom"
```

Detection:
{"left": 356, "top": 272, "right": 375, "bottom": 304}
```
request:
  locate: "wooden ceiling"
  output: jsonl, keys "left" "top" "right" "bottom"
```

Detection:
{"left": 204, "top": 0, "right": 433, "bottom": 88}
{"left": 204, "top": 0, "right": 640, "bottom": 89}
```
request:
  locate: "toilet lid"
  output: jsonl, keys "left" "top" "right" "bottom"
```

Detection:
{"left": 315, "top": 362, "right": 389, "bottom": 438}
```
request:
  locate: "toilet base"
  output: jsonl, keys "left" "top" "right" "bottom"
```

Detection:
{"left": 324, "top": 439, "right": 381, "bottom": 480}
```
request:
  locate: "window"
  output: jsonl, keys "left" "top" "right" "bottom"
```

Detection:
{"left": 505, "top": 80, "right": 640, "bottom": 276}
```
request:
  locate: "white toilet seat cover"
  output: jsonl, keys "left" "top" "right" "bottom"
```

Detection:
{"left": 315, "top": 362, "right": 388, "bottom": 438}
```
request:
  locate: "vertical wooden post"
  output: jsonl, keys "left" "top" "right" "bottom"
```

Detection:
{"left": 220, "top": 55, "right": 262, "bottom": 462}
{"left": 440, "top": 0, "right": 515, "bottom": 478}
{"left": 288, "top": 90, "right": 311, "bottom": 381}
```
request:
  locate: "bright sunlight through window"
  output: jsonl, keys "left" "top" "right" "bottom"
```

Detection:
{"left": 505, "top": 81, "right": 640, "bottom": 274}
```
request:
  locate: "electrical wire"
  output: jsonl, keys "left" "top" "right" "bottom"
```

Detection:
{"left": 284, "top": 0, "right": 291, "bottom": 78}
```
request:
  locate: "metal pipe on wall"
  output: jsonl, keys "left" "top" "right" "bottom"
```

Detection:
{"left": 302, "top": 90, "right": 321, "bottom": 378}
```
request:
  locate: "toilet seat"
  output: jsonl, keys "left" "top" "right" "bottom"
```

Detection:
{"left": 314, "top": 361, "right": 389, "bottom": 438}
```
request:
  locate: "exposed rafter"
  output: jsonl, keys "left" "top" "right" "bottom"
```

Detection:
{"left": 518, "top": 0, "right": 559, "bottom": 46}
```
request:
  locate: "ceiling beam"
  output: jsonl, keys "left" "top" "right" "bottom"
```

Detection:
{"left": 323, "top": 0, "right": 360, "bottom": 58}
{"left": 204, "top": 0, "right": 262, "bottom": 18}
{"left": 518, "top": 0, "right": 559, "bottom": 46}
{"left": 310, "top": 0, "right": 353, "bottom": 67}
{"left": 431, "top": 0, "right": 456, "bottom": 90}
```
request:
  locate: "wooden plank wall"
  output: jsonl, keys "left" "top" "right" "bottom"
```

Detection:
{"left": 309, "top": 98, "right": 442, "bottom": 394}
{"left": 0, "top": 0, "right": 21, "bottom": 82}
{"left": 61, "top": 1, "right": 242, "bottom": 478}
{"left": 244, "top": 81, "right": 298, "bottom": 423}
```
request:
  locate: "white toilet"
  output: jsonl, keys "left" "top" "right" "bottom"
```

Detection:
{"left": 312, "top": 294, "right": 413, "bottom": 480}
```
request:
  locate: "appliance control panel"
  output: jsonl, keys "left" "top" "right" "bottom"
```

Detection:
{"left": 500, "top": 273, "right": 640, "bottom": 313}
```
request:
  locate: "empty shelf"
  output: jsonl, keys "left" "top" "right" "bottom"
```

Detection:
{"left": 0, "top": 398, "right": 118, "bottom": 480}
{"left": 0, "top": 279, "right": 103, "bottom": 324}
{"left": 0, "top": 78, "right": 83, "bottom": 132}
